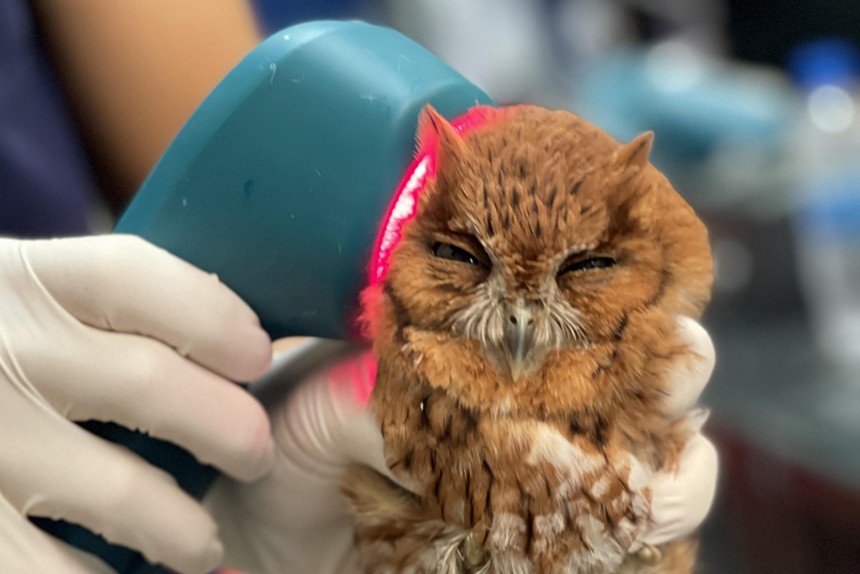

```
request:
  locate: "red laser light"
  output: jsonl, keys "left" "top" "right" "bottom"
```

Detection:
{"left": 369, "top": 105, "right": 502, "bottom": 284}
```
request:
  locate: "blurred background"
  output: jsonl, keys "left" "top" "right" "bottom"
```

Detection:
{"left": 6, "top": 0, "right": 860, "bottom": 572}
{"left": 258, "top": 1, "right": 860, "bottom": 572}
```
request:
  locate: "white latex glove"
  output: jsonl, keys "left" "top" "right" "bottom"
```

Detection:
{"left": 208, "top": 317, "right": 718, "bottom": 574}
{"left": 629, "top": 316, "right": 718, "bottom": 554}
{"left": 0, "top": 235, "right": 275, "bottom": 574}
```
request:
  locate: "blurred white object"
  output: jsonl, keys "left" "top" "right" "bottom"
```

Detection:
{"left": 790, "top": 40, "right": 860, "bottom": 368}
{"left": 385, "top": 0, "right": 559, "bottom": 104}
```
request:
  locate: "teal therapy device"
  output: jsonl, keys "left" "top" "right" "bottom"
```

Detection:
{"left": 121, "top": 20, "right": 491, "bottom": 341}
{"left": 36, "top": 20, "right": 492, "bottom": 572}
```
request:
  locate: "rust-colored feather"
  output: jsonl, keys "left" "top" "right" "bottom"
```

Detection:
{"left": 347, "top": 105, "right": 713, "bottom": 573}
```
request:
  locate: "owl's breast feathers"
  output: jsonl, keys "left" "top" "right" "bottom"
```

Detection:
{"left": 348, "top": 345, "right": 663, "bottom": 573}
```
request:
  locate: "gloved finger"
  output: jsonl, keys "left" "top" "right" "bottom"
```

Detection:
{"left": 634, "top": 432, "right": 718, "bottom": 550}
{"left": 232, "top": 341, "right": 392, "bottom": 530}
{"left": 0, "top": 496, "right": 113, "bottom": 574}
{"left": 31, "top": 325, "right": 274, "bottom": 483}
{"left": 275, "top": 343, "right": 390, "bottom": 483}
{"left": 663, "top": 316, "right": 716, "bottom": 418}
{"left": 21, "top": 235, "right": 271, "bottom": 382}
{"left": 1, "top": 407, "right": 222, "bottom": 574}
{"left": 204, "top": 342, "right": 384, "bottom": 574}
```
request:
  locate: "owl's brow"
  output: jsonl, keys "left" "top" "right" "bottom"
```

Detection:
{"left": 442, "top": 216, "right": 481, "bottom": 237}
{"left": 559, "top": 243, "right": 600, "bottom": 263}
{"left": 435, "top": 227, "right": 480, "bottom": 241}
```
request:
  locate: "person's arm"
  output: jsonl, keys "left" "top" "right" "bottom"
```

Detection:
{"left": 30, "top": 0, "right": 262, "bottom": 206}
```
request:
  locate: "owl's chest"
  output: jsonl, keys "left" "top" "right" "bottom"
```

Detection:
{"left": 378, "top": 394, "right": 655, "bottom": 573}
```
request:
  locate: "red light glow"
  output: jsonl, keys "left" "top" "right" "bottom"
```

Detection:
{"left": 329, "top": 350, "right": 377, "bottom": 407}
{"left": 369, "top": 105, "right": 503, "bottom": 284}
{"left": 369, "top": 152, "right": 434, "bottom": 283}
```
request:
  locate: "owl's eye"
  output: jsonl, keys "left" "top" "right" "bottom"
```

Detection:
{"left": 432, "top": 242, "right": 484, "bottom": 266}
{"left": 558, "top": 256, "right": 616, "bottom": 275}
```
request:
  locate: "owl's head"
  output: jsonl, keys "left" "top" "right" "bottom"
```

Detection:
{"left": 363, "top": 105, "right": 711, "bottom": 393}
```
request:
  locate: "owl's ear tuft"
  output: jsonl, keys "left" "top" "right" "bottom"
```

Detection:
{"left": 417, "top": 105, "right": 467, "bottom": 168}
{"left": 607, "top": 132, "right": 658, "bottom": 230}
{"left": 613, "top": 131, "right": 654, "bottom": 172}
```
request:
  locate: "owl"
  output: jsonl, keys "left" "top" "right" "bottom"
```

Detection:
{"left": 345, "top": 105, "right": 713, "bottom": 574}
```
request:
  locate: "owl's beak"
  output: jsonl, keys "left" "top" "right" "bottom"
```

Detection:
{"left": 504, "top": 304, "right": 535, "bottom": 381}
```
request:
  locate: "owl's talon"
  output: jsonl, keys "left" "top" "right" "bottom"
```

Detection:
{"left": 457, "top": 537, "right": 491, "bottom": 574}
{"left": 636, "top": 544, "right": 662, "bottom": 565}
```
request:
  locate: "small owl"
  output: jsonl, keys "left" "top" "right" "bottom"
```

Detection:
{"left": 346, "top": 105, "right": 713, "bottom": 574}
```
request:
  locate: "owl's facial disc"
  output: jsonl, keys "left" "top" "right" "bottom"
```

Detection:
{"left": 437, "top": 238, "right": 587, "bottom": 382}
{"left": 430, "top": 235, "right": 547, "bottom": 380}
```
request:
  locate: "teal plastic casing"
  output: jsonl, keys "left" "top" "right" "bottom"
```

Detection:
{"left": 121, "top": 20, "right": 490, "bottom": 340}
{"left": 38, "top": 20, "right": 492, "bottom": 573}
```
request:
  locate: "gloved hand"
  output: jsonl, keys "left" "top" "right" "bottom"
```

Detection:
{"left": 0, "top": 235, "right": 275, "bottom": 574}
{"left": 207, "top": 316, "right": 718, "bottom": 574}
{"left": 629, "top": 316, "right": 718, "bottom": 555}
